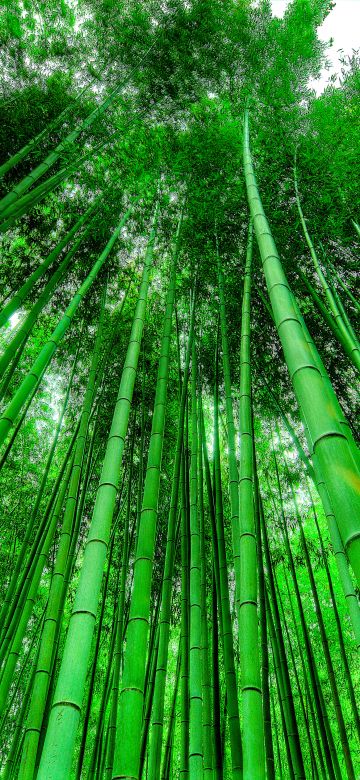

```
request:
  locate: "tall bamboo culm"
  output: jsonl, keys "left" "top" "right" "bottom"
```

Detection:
{"left": 238, "top": 220, "right": 265, "bottom": 779}
{"left": 243, "top": 110, "right": 360, "bottom": 586}
{"left": 37, "top": 206, "right": 158, "bottom": 780}
{"left": 112, "top": 230, "right": 177, "bottom": 780}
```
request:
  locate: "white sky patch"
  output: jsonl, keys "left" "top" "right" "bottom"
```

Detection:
{"left": 271, "top": 0, "right": 360, "bottom": 94}
{"left": 271, "top": 0, "right": 290, "bottom": 16}
{"left": 9, "top": 312, "right": 21, "bottom": 329}
{"left": 38, "top": 373, "right": 65, "bottom": 427}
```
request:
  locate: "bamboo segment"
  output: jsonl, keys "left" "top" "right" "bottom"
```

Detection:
{"left": 254, "top": 469, "right": 275, "bottom": 780}
{"left": 217, "top": 247, "right": 241, "bottom": 620}
{"left": 0, "top": 217, "right": 96, "bottom": 383}
{"left": 0, "top": 201, "right": 98, "bottom": 331}
{"left": 0, "top": 345, "right": 80, "bottom": 658}
{"left": 307, "top": 481, "right": 360, "bottom": 717}
{"left": 104, "top": 415, "right": 137, "bottom": 780}
{"left": 260, "top": 499, "right": 305, "bottom": 779}
{"left": 148, "top": 286, "right": 195, "bottom": 778}
{"left": 213, "top": 342, "right": 243, "bottom": 779}
{"left": 199, "top": 420, "right": 213, "bottom": 778}
{"left": 188, "top": 343, "right": 203, "bottom": 779}
{"left": 0, "top": 448, "right": 75, "bottom": 718}
{"left": 285, "top": 472, "right": 355, "bottom": 780}
{"left": 0, "top": 81, "right": 94, "bottom": 180}
{"left": 324, "top": 255, "right": 360, "bottom": 314}
{"left": 298, "top": 270, "right": 358, "bottom": 363}
{"left": 268, "top": 457, "right": 341, "bottom": 780}
{"left": 77, "top": 530, "right": 117, "bottom": 780}
{"left": 0, "top": 150, "right": 99, "bottom": 233}
{"left": 211, "top": 563, "right": 223, "bottom": 780}
{"left": 274, "top": 575, "right": 320, "bottom": 780}
{"left": 161, "top": 643, "right": 181, "bottom": 780}
{"left": 282, "top": 568, "right": 328, "bottom": 780}
{"left": 180, "top": 446, "right": 190, "bottom": 779}
{"left": 265, "top": 587, "right": 296, "bottom": 780}
{"left": 0, "top": 82, "right": 125, "bottom": 217}
{"left": 261, "top": 380, "right": 360, "bottom": 645}
{"left": 294, "top": 164, "right": 360, "bottom": 372}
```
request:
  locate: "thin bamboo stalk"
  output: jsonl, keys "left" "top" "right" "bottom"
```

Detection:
{"left": 0, "top": 206, "right": 132, "bottom": 448}
{"left": 113, "top": 236, "right": 177, "bottom": 780}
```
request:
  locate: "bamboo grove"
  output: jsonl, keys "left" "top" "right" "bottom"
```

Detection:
{"left": 0, "top": 0, "right": 359, "bottom": 778}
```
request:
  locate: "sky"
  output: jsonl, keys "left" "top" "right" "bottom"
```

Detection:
{"left": 271, "top": 0, "right": 360, "bottom": 94}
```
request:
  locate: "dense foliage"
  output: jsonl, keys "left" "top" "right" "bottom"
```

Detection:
{"left": 0, "top": 1, "right": 359, "bottom": 779}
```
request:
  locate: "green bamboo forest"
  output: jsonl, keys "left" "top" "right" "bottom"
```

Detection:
{"left": 0, "top": 0, "right": 359, "bottom": 777}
